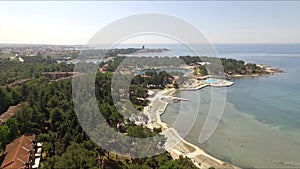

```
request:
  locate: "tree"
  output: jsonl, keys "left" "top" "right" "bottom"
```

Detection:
{"left": 0, "top": 88, "right": 10, "bottom": 114}
{"left": 5, "top": 118, "right": 19, "bottom": 140}
{"left": 127, "top": 125, "right": 152, "bottom": 138}
{"left": 14, "top": 103, "right": 38, "bottom": 134}
{"left": 37, "top": 132, "right": 58, "bottom": 157}
{"left": 49, "top": 107, "right": 63, "bottom": 131}
{"left": 54, "top": 142, "right": 98, "bottom": 169}
{"left": 159, "top": 155, "right": 198, "bottom": 169}
{"left": 198, "top": 65, "right": 208, "bottom": 75}
{"left": 173, "top": 81, "right": 179, "bottom": 89}
{"left": 124, "top": 164, "right": 152, "bottom": 169}
{"left": 0, "top": 125, "right": 11, "bottom": 149}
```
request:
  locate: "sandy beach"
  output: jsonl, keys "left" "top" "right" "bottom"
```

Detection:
{"left": 144, "top": 88, "right": 240, "bottom": 169}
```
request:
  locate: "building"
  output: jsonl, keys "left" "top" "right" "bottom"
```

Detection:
{"left": 0, "top": 105, "right": 20, "bottom": 125}
{"left": 195, "top": 61, "right": 211, "bottom": 66}
{"left": 0, "top": 134, "right": 42, "bottom": 169}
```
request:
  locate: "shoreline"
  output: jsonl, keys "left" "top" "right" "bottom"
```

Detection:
{"left": 179, "top": 78, "right": 234, "bottom": 91}
{"left": 140, "top": 62, "right": 283, "bottom": 168}
{"left": 143, "top": 88, "right": 240, "bottom": 169}
{"left": 227, "top": 64, "right": 285, "bottom": 78}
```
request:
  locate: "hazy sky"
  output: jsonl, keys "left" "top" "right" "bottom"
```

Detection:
{"left": 0, "top": 1, "right": 300, "bottom": 45}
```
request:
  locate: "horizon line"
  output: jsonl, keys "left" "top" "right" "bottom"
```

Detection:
{"left": 1, "top": 42, "right": 300, "bottom": 46}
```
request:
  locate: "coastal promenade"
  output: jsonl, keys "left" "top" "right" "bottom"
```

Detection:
{"left": 180, "top": 78, "right": 234, "bottom": 91}
{"left": 143, "top": 88, "right": 239, "bottom": 169}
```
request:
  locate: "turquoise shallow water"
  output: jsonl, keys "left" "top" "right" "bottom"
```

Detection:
{"left": 160, "top": 44, "right": 300, "bottom": 168}
{"left": 116, "top": 43, "right": 300, "bottom": 167}
{"left": 162, "top": 86, "right": 300, "bottom": 168}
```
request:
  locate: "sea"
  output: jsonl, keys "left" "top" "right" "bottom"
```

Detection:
{"left": 152, "top": 43, "right": 300, "bottom": 168}
{"left": 113, "top": 43, "right": 300, "bottom": 168}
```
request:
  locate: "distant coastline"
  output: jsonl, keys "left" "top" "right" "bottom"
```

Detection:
{"left": 227, "top": 64, "right": 285, "bottom": 78}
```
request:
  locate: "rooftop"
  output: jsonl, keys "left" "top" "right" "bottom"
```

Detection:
{"left": 0, "top": 104, "right": 21, "bottom": 125}
{"left": 1, "top": 134, "right": 36, "bottom": 169}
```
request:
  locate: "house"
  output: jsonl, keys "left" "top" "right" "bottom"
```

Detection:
{"left": 0, "top": 134, "right": 42, "bottom": 169}
{"left": 32, "top": 143, "right": 42, "bottom": 169}
{"left": 195, "top": 62, "right": 211, "bottom": 66}
{"left": 130, "top": 114, "right": 144, "bottom": 126}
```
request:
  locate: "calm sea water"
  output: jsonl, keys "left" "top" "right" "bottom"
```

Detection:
{"left": 158, "top": 44, "right": 300, "bottom": 168}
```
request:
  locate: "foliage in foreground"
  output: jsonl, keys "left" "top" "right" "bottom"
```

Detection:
{"left": 0, "top": 60, "right": 198, "bottom": 168}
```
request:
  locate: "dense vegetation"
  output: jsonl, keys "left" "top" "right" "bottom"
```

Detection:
{"left": 100, "top": 55, "right": 265, "bottom": 77}
{"left": 104, "top": 56, "right": 184, "bottom": 69}
{"left": 0, "top": 59, "right": 73, "bottom": 86}
{"left": 179, "top": 56, "right": 265, "bottom": 75}
{"left": 0, "top": 57, "right": 197, "bottom": 169}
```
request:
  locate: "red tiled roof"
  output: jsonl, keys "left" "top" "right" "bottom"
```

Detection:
{"left": 1, "top": 134, "right": 36, "bottom": 169}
